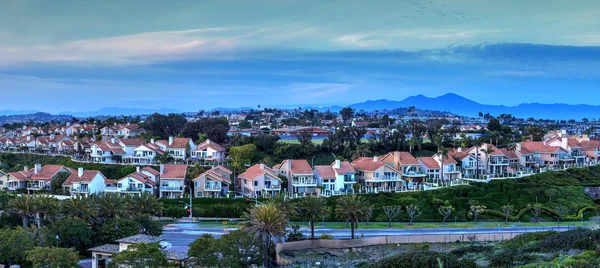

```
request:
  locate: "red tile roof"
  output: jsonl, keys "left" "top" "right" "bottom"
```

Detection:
{"left": 193, "top": 168, "right": 231, "bottom": 184}
{"left": 418, "top": 157, "right": 440, "bottom": 169}
{"left": 281, "top": 159, "right": 313, "bottom": 174}
{"left": 119, "top": 172, "right": 156, "bottom": 186}
{"left": 63, "top": 170, "right": 105, "bottom": 186}
{"left": 314, "top": 165, "right": 336, "bottom": 179}
{"left": 31, "top": 165, "right": 68, "bottom": 181}
{"left": 213, "top": 165, "right": 232, "bottom": 174}
{"left": 499, "top": 148, "right": 518, "bottom": 159}
{"left": 161, "top": 164, "right": 187, "bottom": 179}
{"left": 8, "top": 171, "right": 33, "bottom": 181}
{"left": 520, "top": 141, "right": 564, "bottom": 154}
{"left": 239, "top": 164, "right": 280, "bottom": 180}
{"left": 169, "top": 138, "right": 192, "bottom": 149}
{"left": 351, "top": 157, "right": 385, "bottom": 172}
{"left": 193, "top": 140, "right": 225, "bottom": 152}
{"left": 142, "top": 167, "right": 160, "bottom": 176}
{"left": 333, "top": 161, "right": 355, "bottom": 175}
{"left": 435, "top": 154, "right": 457, "bottom": 164}
{"left": 119, "top": 139, "right": 145, "bottom": 146}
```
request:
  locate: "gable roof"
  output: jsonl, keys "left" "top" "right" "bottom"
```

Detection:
{"left": 193, "top": 168, "right": 232, "bottom": 184}
{"left": 31, "top": 165, "right": 69, "bottom": 181}
{"left": 351, "top": 157, "right": 385, "bottom": 172}
{"left": 193, "top": 139, "right": 225, "bottom": 152}
{"left": 520, "top": 141, "right": 565, "bottom": 154}
{"left": 279, "top": 159, "right": 313, "bottom": 175}
{"left": 169, "top": 138, "right": 192, "bottom": 149}
{"left": 8, "top": 170, "right": 33, "bottom": 181}
{"left": 142, "top": 167, "right": 160, "bottom": 176}
{"left": 418, "top": 157, "right": 440, "bottom": 169}
{"left": 63, "top": 170, "right": 106, "bottom": 186}
{"left": 314, "top": 165, "right": 336, "bottom": 179}
{"left": 238, "top": 164, "right": 280, "bottom": 181}
{"left": 119, "top": 172, "right": 156, "bottom": 186}
{"left": 161, "top": 164, "right": 187, "bottom": 179}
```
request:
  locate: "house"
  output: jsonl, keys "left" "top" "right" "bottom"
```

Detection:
{"left": 380, "top": 151, "right": 427, "bottom": 185}
{"left": 158, "top": 164, "right": 188, "bottom": 199}
{"left": 465, "top": 144, "right": 510, "bottom": 176}
{"left": 517, "top": 141, "right": 569, "bottom": 170}
{"left": 193, "top": 165, "right": 232, "bottom": 198}
{"left": 6, "top": 167, "right": 33, "bottom": 190}
{"left": 313, "top": 159, "right": 356, "bottom": 196}
{"left": 131, "top": 141, "right": 164, "bottom": 164}
{"left": 190, "top": 139, "right": 226, "bottom": 164}
{"left": 63, "top": 168, "right": 114, "bottom": 196}
{"left": 352, "top": 156, "right": 403, "bottom": 193}
{"left": 27, "top": 164, "right": 72, "bottom": 193}
{"left": 88, "top": 234, "right": 188, "bottom": 268}
{"left": 116, "top": 123, "right": 145, "bottom": 138}
{"left": 417, "top": 157, "right": 442, "bottom": 184}
{"left": 0, "top": 170, "right": 8, "bottom": 190}
{"left": 90, "top": 138, "right": 126, "bottom": 163}
{"left": 545, "top": 130, "right": 600, "bottom": 167}
{"left": 238, "top": 163, "right": 282, "bottom": 198}
{"left": 449, "top": 148, "right": 485, "bottom": 179}
{"left": 432, "top": 153, "right": 461, "bottom": 181}
{"left": 106, "top": 166, "right": 158, "bottom": 196}
{"left": 275, "top": 159, "right": 316, "bottom": 196}
{"left": 155, "top": 137, "right": 194, "bottom": 160}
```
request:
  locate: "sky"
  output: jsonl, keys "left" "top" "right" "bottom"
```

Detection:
{"left": 1, "top": 0, "right": 599, "bottom": 113}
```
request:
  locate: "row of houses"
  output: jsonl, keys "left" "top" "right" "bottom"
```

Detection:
{"left": 0, "top": 123, "right": 145, "bottom": 139}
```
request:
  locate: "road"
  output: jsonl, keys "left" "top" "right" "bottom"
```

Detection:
{"left": 161, "top": 223, "right": 577, "bottom": 253}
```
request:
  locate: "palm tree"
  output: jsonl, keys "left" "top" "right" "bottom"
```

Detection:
{"left": 242, "top": 204, "right": 288, "bottom": 267}
{"left": 297, "top": 196, "right": 330, "bottom": 239}
{"left": 351, "top": 144, "right": 371, "bottom": 160}
{"left": 473, "top": 138, "right": 483, "bottom": 179}
{"left": 95, "top": 193, "right": 129, "bottom": 219}
{"left": 9, "top": 194, "right": 38, "bottom": 227}
{"left": 438, "top": 147, "right": 450, "bottom": 186}
{"left": 132, "top": 192, "right": 163, "bottom": 216}
{"left": 409, "top": 135, "right": 419, "bottom": 154}
{"left": 62, "top": 195, "right": 98, "bottom": 222}
{"left": 480, "top": 145, "right": 495, "bottom": 175}
{"left": 34, "top": 194, "right": 60, "bottom": 227}
{"left": 433, "top": 135, "right": 443, "bottom": 151}
{"left": 335, "top": 195, "right": 371, "bottom": 240}
{"left": 265, "top": 193, "right": 296, "bottom": 217}
{"left": 156, "top": 152, "right": 174, "bottom": 164}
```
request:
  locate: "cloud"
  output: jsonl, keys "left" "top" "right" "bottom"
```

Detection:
{"left": 288, "top": 82, "right": 354, "bottom": 102}
{"left": 485, "top": 70, "right": 547, "bottom": 77}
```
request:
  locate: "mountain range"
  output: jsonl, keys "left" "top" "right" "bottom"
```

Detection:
{"left": 1, "top": 93, "right": 597, "bottom": 120}
{"left": 311, "top": 93, "right": 599, "bottom": 120}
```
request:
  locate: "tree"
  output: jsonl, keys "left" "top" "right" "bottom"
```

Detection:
{"left": 339, "top": 107, "right": 355, "bottom": 121}
{"left": 62, "top": 195, "right": 98, "bottom": 222}
{"left": 487, "top": 118, "right": 502, "bottom": 133}
{"left": 0, "top": 227, "right": 35, "bottom": 266}
{"left": 96, "top": 192, "right": 130, "bottom": 219}
{"left": 242, "top": 204, "right": 288, "bottom": 267}
{"left": 438, "top": 147, "right": 450, "bottom": 185}
{"left": 164, "top": 206, "right": 187, "bottom": 221}
{"left": 382, "top": 205, "right": 402, "bottom": 227}
{"left": 297, "top": 196, "right": 330, "bottom": 239}
{"left": 265, "top": 193, "right": 297, "bottom": 218}
{"left": 229, "top": 144, "right": 257, "bottom": 189}
{"left": 188, "top": 234, "right": 219, "bottom": 267}
{"left": 9, "top": 194, "right": 38, "bottom": 227}
{"left": 51, "top": 172, "right": 70, "bottom": 194}
{"left": 335, "top": 195, "right": 371, "bottom": 239}
{"left": 545, "top": 189, "right": 558, "bottom": 202}
{"left": 469, "top": 202, "right": 486, "bottom": 224}
{"left": 33, "top": 194, "right": 60, "bottom": 228}
{"left": 438, "top": 204, "right": 453, "bottom": 224}
{"left": 133, "top": 216, "right": 164, "bottom": 236}
{"left": 95, "top": 218, "right": 141, "bottom": 245}
{"left": 50, "top": 217, "right": 93, "bottom": 254}
{"left": 528, "top": 203, "right": 543, "bottom": 223}
{"left": 132, "top": 192, "right": 163, "bottom": 216}
{"left": 239, "top": 120, "right": 252, "bottom": 129}
{"left": 156, "top": 152, "right": 175, "bottom": 164}
{"left": 555, "top": 206, "right": 569, "bottom": 224}
{"left": 473, "top": 138, "right": 483, "bottom": 179}
{"left": 406, "top": 204, "right": 421, "bottom": 225}
{"left": 351, "top": 143, "right": 371, "bottom": 160}
{"left": 110, "top": 242, "right": 169, "bottom": 268}
{"left": 501, "top": 204, "right": 514, "bottom": 224}
{"left": 142, "top": 113, "right": 187, "bottom": 139}
{"left": 26, "top": 246, "right": 79, "bottom": 268}
{"left": 180, "top": 117, "right": 230, "bottom": 144}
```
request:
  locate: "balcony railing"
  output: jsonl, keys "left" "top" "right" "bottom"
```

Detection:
{"left": 204, "top": 184, "right": 222, "bottom": 191}
{"left": 264, "top": 184, "right": 281, "bottom": 190}
{"left": 291, "top": 179, "right": 317, "bottom": 185}
{"left": 370, "top": 175, "right": 401, "bottom": 181}
{"left": 160, "top": 186, "right": 184, "bottom": 191}
{"left": 27, "top": 183, "right": 45, "bottom": 189}
{"left": 343, "top": 178, "right": 357, "bottom": 183}
{"left": 489, "top": 159, "right": 509, "bottom": 165}
{"left": 122, "top": 187, "right": 144, "bottom": 192}
{"left": 70, "top": 187, "right": 89, "bottom": 193}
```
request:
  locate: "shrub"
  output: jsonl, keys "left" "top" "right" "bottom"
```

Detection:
{"left": 539, "top": 228, "right": 600, "bottom": 251}
{"left": 366, "top": 251, "right": 476, "bottom": 268}
{"left": 451, "top": 245, "right": 494, "bottom": 257}
{"left": 498, "top": 231, "right": 557, "bottom": 250}
{"left": 319, "top": 233, "right": 333, "bottom": 240}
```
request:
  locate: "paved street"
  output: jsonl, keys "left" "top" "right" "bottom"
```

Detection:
{"left": 161, "top": 223, "right": 578, "bottom": 253}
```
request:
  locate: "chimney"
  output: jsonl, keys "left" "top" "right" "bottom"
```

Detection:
{"left": 160, "top": 164, "right": 165, "bottom": 175}
{"left": 111, "top": 137, "right": 116, "bottom": 144}
{"left": 260, "top": 163, "right": 265, "bottom": 170}
{"left": 22, "top": 126, "right": 26, "bottom": 130}
{"left": 458, "top": 147, "right": 463, "bottom": 152}
{"left": 561, "top": 137, "right": 568, "bottom": 151}
{"left": 24, "top": 166, "right": 29, "bottom": 172}
{"left": 516, "top": 143, "right": 522, "bottom": 152}
{"left": 78, "top": 167, "right": 84, "bottom": 177}
{"left": 287, "top": 159, "right": 292, "bottom": 171}
{"left": 27, "top": 136, "right": 31, "bottom": 141}
{"left": 136, "top": 166, "right": 141, "bottom": 173}
{"left": 206, "top": 139, "right": 211, "bottom": 144}
{"left": 114, "top": 122, "right": 117, "bottom": 126}
{"left": 373, "top": 156, "right": 379, "bottom": 162}
{"left": 34, "top": 164, "right": 42, "bottom": 174}
{"left": 150, "top": 139, "right": 155, "bottom": 144}
{"left": 334, "top": 159, "right": 341, "bottom": 169}
{"left": 66, "top": 122, "right": 70, "bottom": 126}
{"left": 169, "top": 137, "right": 174, "bottom": 145}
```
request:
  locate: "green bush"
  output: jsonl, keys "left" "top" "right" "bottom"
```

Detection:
{"left": 319, "top": 233, "right": 333, "bottom": 240}
{"left": 539, "top": 228, "right": 600, "bottom": 251}
{"left": 366, "top": 251, "right": 476, "bottom": 268}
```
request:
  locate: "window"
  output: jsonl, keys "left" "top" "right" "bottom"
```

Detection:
{"left": 244, "top": 179, "right": 247, "bottom": 184}
{"left": 374, "top": 173, "right": 379, "bottom": 178}
{"left": 253, "top": 181, "right": 258, "bottom": 187}
{"left": 117, "top": 183, "right": 122, "bottom": 188}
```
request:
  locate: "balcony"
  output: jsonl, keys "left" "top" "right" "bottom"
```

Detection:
{"left": 291, "top": 178, "right": 317, "bottom": 186}
{"left": 370, "top": 175, "right": 402, "bottom": 181}
{"left": 122, "top": 187, "right": 144, "bottom": 192}
{"left": 489, "top": 158, "right": 509, "bottom": 165}
{"left": 160, "top": 186, "right": 184, "bottom": 191}
{"left": 402, "top": 170, "right": 427, "bottom": 177}
{"left": 70, "top": 187, "right": 89, "bottom": 193}
{"left": 264, "top": 184, "right": 281, "bottom": 191}
{"left": 27, "top": 182, "right": 45, "bottom": 189}
{"left": 343, "top": 176, "right": 357, "bottom": 183}
{"left": 204, "top": 183, "right": 222, "bottom": 191}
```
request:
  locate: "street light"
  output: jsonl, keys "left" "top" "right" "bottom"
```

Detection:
{"left": 55, "top": 235, "right": 59, "bottom": 248}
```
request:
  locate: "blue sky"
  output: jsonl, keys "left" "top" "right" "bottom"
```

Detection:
{"left": 0, "top": 0, "right": 599, "bottom": 113}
